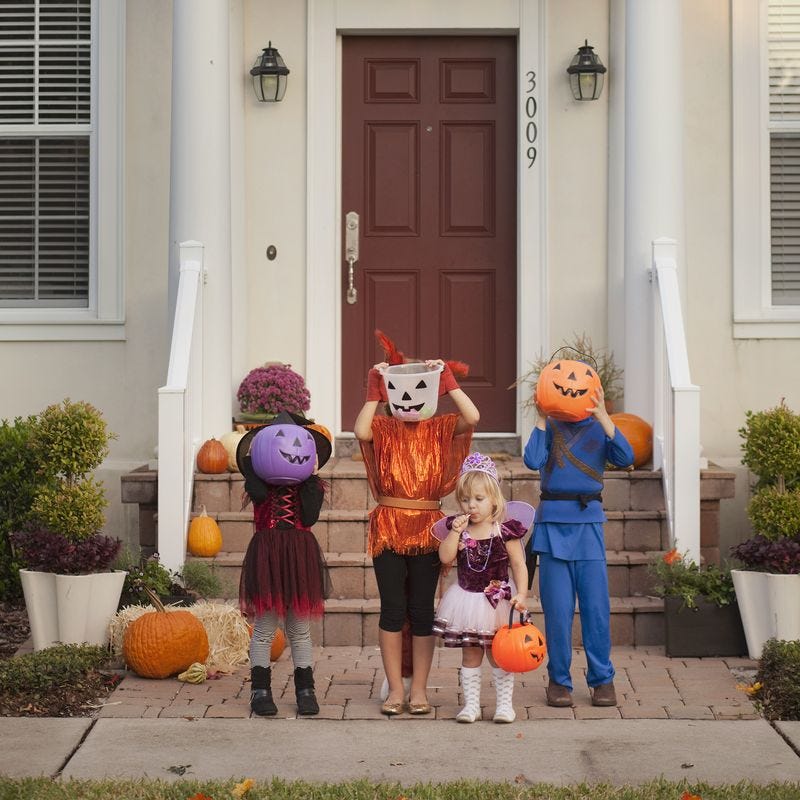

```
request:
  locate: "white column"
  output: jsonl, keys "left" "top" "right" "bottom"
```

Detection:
{"left": 623, "top": 0, "right": 685, "bottom": 420}
{"left": 169, "top": 0, "right": 232, "bottom": 440}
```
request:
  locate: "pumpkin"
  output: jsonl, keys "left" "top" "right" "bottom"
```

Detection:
{"left": 196, "top": 437, "right": 228, "bottom": 474}
{"left": 219, "top": 425, "right": 248, "bottom": 471}
{"left": 491, "top": 612, "right": 547, "bottom": 673}
{"left": 535, "top": 359, "right": 602, "bottom": 423}
{"left": 187, "top": 506, "right": 223, "bottom": 557}
{"left": 123, "top": 591, "right": 209, "bottom": 679}
{"left": 250, "top": 421, "right": 316, "bottom": 485}
{"left": 270, "top": 627, "right": 287, "bottom": 661}
{"left": 610, "top": 412, "right": 653, "bottom": 468}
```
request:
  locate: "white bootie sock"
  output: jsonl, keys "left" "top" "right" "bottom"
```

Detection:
{"left": 492, "top": 667, "right": 516, "bottom": 723}
{"left": 456, "top": 666, "right": 482, "bottom": 723}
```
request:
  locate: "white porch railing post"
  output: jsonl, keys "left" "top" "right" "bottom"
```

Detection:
{"left": 158, "top": 241, "right": 204, "bottom": 574}
{"left": 651, "top": 238, "right": 700, "bottom": 564}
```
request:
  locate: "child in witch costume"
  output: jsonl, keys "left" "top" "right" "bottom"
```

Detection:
{"left": 354, "top": 331, "right": 479, "bottom": 716}
{"left": 236, "top": 411, "right": 332, "bottom": 716}
{"left": 523, "top": 383, "right": 633, "bottom": 708}
{"left": 432, "top": 453, "right": 533, "bottom": 723}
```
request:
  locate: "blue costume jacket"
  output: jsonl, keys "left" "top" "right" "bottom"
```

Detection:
{"left": 523, "top": 417, "right": 634, "bottom": 560}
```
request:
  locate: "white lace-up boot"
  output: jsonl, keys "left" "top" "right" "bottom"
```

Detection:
{"left": 492, "top": 667, "right": 516, "bottom": 723}
{"left": 456, "top": 666, "right": 483, "bottom": 723}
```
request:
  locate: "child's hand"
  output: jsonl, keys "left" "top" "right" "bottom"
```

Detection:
{"left": 510, "top": 593, "right": 528, "bottom": 613}
{"left": 587, "top": 385, "right": 616, "bottom": 437}
{"left": 451, "top": 513, "right": 470, "bottom": 535}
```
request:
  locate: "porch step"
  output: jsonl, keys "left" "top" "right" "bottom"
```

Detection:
{"left": 121, "top": 456, "right": 736, "bottom": 648}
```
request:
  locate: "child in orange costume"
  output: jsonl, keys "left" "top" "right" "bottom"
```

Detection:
{"left": 354, "top": 332, "right": 479, "bottom": 715}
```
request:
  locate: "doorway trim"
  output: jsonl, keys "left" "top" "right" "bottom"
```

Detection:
{"left": 306, "top": 0, "right": 547, "bottom": 444}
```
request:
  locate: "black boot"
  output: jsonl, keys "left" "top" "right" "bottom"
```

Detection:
{"left": 250, "top": 666, "right": 277, "bottom": 716}
{"left": 294, "top": 666, "right": 319, "bottom": 715}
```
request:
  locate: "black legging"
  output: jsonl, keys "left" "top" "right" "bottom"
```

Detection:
{"left": 372, "top": 550, "right": 441, "bottom": 636}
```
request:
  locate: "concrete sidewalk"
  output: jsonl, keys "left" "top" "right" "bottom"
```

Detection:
{"left": 2, "top": 645, "right": 800, "bottom": 786}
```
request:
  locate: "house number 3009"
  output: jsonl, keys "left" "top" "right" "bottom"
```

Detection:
{"left": 525, "top": 70, "right": 537, "bottom": 168}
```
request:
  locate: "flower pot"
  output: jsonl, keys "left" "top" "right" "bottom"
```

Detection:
{"left": 20, "top": 569, "right": 126, "bottom": 651}
{"left": 732, "top": 570, "right": 800, "bottom": 659}
{"left": 663, "top": 596, "right": 747, "bottom": 658}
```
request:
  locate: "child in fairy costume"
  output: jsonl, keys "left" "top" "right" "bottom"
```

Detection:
{"left": 236, "top": 411, "right": 332, "bottom": 717}
{"left": 431, "top": 453, "right": 533, "bottom": 723}
{"left": 354, "top": 331, "right": 479, "bottom": 716}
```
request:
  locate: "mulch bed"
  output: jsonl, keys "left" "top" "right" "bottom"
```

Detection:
{"left": 0, "top": 599, "right": 30, "bottom": 660}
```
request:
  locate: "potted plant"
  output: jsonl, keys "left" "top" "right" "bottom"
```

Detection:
{"left": 730, "top": 400, "right": 800, "bottom": 658}
{"left": 649, "top": 549, "right": 747, "bottom": 657}
{"left": 116, "top": 551, "right": 194, "bottom": 608}
{"left": 9, "top": 399, "right": 123, "bottom": 650}
{"left": 235, "top": 363, "right": 311, "bottom": 425}
{"left": 513, "top": 331, "right": 624, "bottom": 414}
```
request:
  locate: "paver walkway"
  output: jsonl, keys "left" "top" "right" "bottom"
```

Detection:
{"left": 99, "top": 645, "right": 759, "bottom": 722}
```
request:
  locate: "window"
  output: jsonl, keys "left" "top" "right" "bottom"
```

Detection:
{"left": 733, "top": 0, "right": 800, "bottom": 337}
{"left": 0, "top": 0, "right": 124, "bottom": 340}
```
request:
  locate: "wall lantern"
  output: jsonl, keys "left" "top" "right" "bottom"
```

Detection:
{"left": 250, "top": 42, "right": 290, "bottom": 102}
{"left": 567, "top": 40, "right": 606, "bottom": 101}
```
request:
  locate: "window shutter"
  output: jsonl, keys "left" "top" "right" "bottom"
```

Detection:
{"left": 0, "top": 0, "right": 91, "bottom": 308}
{"left": 769, "top": 0, "right": 800, "bottom": 304}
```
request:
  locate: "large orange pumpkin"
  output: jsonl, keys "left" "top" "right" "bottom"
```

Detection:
{"left": 123, "top": 593, "right": 210, "bottom": 679}
{"left": 535, "top": 359, "right": 602, "bottom": 422}
{"left": 610, "top": 413, "right": 653, "bottom": 468}
{"left": 187, "top": 506, "right": 223, "bottom": 557}
{"left": 491, "top": 612, "right": 547, "bottom": 673}
{"left": 196, "top": 437, "right": 228, "bottom": 474}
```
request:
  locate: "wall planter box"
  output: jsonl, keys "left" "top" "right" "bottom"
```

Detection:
{"left": 732, "top": 570, "right": 800, "bottom": 659}
{"left": 663, "top": 596, "right": 748, "bottom": 658}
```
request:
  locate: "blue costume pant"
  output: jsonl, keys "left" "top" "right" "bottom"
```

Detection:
{"left": 538, "top": 552, "right": 615, "bottom": 690}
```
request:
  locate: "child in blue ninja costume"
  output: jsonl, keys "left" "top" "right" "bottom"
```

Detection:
{"left": 523, "top": 382, "right": 633, "bottom": 708}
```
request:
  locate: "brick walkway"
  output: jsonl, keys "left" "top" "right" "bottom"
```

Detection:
{"left": 99, "top": 646, "right": 759, "bottom": 722}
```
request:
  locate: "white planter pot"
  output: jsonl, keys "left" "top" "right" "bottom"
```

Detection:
{"left": 731, "top": 569, "right": 800, "bottom": 659}
{"left": 20, "top": 569, "right": 126, "bottom": 651}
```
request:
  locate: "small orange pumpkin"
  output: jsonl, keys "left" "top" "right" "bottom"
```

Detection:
{"left": 491, "top": 612, "right": 547, "bottom": 673}
{"left": 123, "top": 591, "right": 209, "bottom": 679}
{"left": 610, "top": 413, "right": 653, "bottom": 468}
{"left": 196, "top": 437, "right": 228, "bottom": 474}
{"left": 535, "top": 359, "right": 601, "bottom": 423}
{"left": 187, "top": 506, "right": 223, "bottom": 557}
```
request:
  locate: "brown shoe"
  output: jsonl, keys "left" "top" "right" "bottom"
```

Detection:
{"left": 546, "top": 681, "right": 573, "bottom": 707}
{"left": 591, "top": 682, "right": 617, "bottom": 707}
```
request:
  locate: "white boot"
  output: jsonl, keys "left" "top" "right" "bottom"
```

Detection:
{"left": 492, "top": 667, "right": 516, "bottom": 723}
{"left": 456, "top": 666, "right": 482, "bottom": 723}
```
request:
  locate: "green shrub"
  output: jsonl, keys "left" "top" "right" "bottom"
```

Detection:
{"left": 747, "top": 486, "right": 800, "bottom": 541}
{"left": 648, "top": 549, "right": 737, "bottom": 609}
{"left": 0, "top": 416, "right": 41, "bottom": 600}
{"left": 180, "top": 558, "right": 228, "bottom": 598}
{"left": 739, "top": 401, "right": 800, "bottom": 491}
{"left": 0, "top": 644, "right": 109, "bottom": 695}
{"left": 753, "top": 638, "right": 800, "bottom": 720}
{"left": 30, "top": 479, "right": 108, "bottom": 542}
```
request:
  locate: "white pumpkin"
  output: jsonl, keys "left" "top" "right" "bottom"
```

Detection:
{"left": 219, "top": 425, "right": 247, "bottom": 471}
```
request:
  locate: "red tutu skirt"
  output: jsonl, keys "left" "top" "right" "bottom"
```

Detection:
{"left": 239, "top": 527, "right": 331, "bottom": 619}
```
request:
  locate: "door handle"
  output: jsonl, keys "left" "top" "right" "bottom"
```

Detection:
{"left": 345, "top": 211, "right": 359, "bottom": 304}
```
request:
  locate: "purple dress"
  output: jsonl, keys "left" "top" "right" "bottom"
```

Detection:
{"left": 432, "top": 519, "right": 526, "bottom": 648}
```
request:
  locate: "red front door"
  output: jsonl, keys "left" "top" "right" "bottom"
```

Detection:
{"left": 341, "top": 36, "right": 517, "bottom": 432}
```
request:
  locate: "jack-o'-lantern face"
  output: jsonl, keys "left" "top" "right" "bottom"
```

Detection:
{"left": 491, "top": 620, "right": 547, "bottom": 673}
{"left": 535, "top": 359, "right": 601, "bottom": 423}
{"left": 380, "top": 363, "right": 443, "bottom": 422}
{"left": 250, "top": 422, "right": 316, "bottom": 485}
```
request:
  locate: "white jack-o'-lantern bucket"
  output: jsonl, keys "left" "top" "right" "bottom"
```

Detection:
{"left": 380, "top": 362, "right": 443, "bottom": 422}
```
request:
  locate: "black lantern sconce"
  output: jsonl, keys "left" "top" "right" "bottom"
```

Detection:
{"left": 250, "top": 42, "right": 290, "bottom": 102}
{"left": 567, "top": 40, "right": 606, "bottom": 101}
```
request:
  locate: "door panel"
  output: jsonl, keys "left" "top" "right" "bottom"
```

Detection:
{"left": 341, "top": 36, "right": 517, "bottom": 431}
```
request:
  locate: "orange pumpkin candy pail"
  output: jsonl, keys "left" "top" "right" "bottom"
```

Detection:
{"left": 491, "top": 610, "right": 547, "bottom": 673}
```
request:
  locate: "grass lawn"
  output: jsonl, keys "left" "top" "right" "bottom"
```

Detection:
{"left": 0, "top": 778, "right": 799, "bottom": 799}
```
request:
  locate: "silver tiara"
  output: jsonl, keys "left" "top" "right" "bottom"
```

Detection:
{"left": 460, "top": 452, "right": 499, "bottom": 483}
